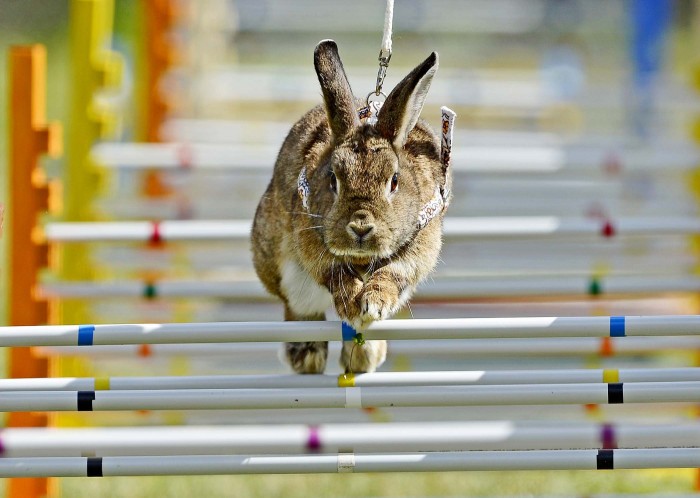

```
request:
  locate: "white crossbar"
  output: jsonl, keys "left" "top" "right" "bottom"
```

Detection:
{"left": 0, "top": 382, "right": 697, "bottom": 412}
{"left": 0, "top": 316, "right": 697, "bottom": 347}
{"left": 0, "top": 448, "right": 698, "bottom": 476}
{"left": 0, "top": 368, "right": 697, "bottom": 392}
{"left": 0, "top": 422, "right": 698, "bottom": 456}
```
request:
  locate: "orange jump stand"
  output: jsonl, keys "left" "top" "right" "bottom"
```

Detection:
{"left": 8, "top": 44, "right": 62, "bottom": 498}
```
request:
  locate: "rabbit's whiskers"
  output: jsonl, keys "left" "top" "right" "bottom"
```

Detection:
{"left": 339, "top": 265, "right": 351, "bottom": 316}
{"left": 288, "top": 211, "right": 323, "bottom": 219}
{"left": 296, "top": 225, "right": 323, "bottom": 233}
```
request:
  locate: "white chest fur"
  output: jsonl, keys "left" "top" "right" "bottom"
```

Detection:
{"left": 280, "top": 258, "right": 333, "bottom": 317}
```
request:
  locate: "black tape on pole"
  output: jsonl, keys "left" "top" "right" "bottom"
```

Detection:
{"left": 77, "top": 391, "right": 96, "bottom": 411}
{"left": 87, "top": 457, "right": 103, "bottom": 477}
{"left": 596, "top": 449, "right": 614, "bottom": 470}
{"left": 607, "top": 383, "right": 624, "bottom": 404}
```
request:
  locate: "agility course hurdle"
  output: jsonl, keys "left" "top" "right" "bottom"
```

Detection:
{"left": 6, "top": 0, "right": 700, "bottom": 496}
{"left": 38, "top": 216, "right": 700, "bottom": 241}
{"left": 0, "top": 449, "right": 700, "bottom": 477}
{"left": 1, "top": 421, "right": 700, "bottom": 455}
{"left": 0, "top": 315, "right": 699, "bottom": 345}
{"left": 0, "top": 315, "right": 700, "bottom": 477}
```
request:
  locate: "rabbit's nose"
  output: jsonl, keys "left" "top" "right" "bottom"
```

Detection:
{"left": 349, "top": 222, "right": 375, "bottom": 238}
{"left": 347, "top": 211, "right": 375, "bottom": 240}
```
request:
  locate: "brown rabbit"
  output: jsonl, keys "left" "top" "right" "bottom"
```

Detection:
{"left": 252, "top": 39, "right": 450, "bottom": 374}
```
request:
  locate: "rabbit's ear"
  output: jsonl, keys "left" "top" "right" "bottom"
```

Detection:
{"left": 376, "top": 52, "right": 438, "bottom": 149}
{"left": 314, "top": 40, "right": 360, "bottom": 141}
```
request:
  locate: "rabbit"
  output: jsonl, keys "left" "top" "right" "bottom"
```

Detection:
{"left": 252, "top": 39, "right": 450, "bottom": 374}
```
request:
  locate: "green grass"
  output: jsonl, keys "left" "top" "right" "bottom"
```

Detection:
{"left": 56, "top": 470, "right": 697, "bottom": 497}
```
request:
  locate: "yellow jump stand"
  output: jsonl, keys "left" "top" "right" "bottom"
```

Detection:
{"left": 8, "top": 44, "right": 62, "bottom": 498}
{"left": 692, "top": 55, "right": 700, "bottom": 495}
{"left": 57, "top": 0, "right": 122, "bottom": 427}
{"left": 60, "top": 0, "right": 121, "bottom": 325}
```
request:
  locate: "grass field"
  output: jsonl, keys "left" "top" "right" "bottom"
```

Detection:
{"left": 54, "top": 469, "right": 699, "bottom": 497}
{"left": 69, "top": 470, "right": 700, "bottom": 497}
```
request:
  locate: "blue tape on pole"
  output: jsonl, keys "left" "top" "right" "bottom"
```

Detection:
{"left": 609, "top": 316, "right": 626, "bottom": 337}
{"left": 341, "top": 322, "right": 358, "bottom": 341}
{"left": 78, "top": 325, "right": 95, "bottom": 346}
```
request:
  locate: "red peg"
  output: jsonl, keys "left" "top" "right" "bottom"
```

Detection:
{"left": 149, "top": 220, "right": 163, "bottom": 246}
{"left": 601, "top": 221, "right": 616, "bottom": 238}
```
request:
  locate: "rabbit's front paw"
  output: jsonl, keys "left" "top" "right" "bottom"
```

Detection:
{"left": 354, "top": 285, "right": 399, "bottom": 329}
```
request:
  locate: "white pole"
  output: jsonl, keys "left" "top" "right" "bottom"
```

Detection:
{"left": 0, "top": 382, "right": 697, "bottom": 412}
{"left": 1, "top": 368, "right": 698, "bottom": 392}
{"left": 0, "top": 448, "right": 698, "bottom": 477}
{"left": 0, "top": 422, "right": 698, "bottom": 457}
{"left": 44, "top": 220, "right": 251, "bottom": 242}
{"left": 104, "top": 194, "right": 695, "bottom": 221}
{"left": 42, "top": 216, "right": 700, "bottom": 242}
{"left": 92, "top": 140, "right": 700, "bottom": 174}
{"left": 40, "top": 280, "right": 272, "bottom": 301}
{"left": 190, "top": 65, "right": 700, "bottom": 114}
{"left": 157, "top": 118, "right": 687, "bottom": 149}
{"left": 1, "top": 315, "right": 699, "bottom": 347}
{"left": 38, "top": 274, "right": 700, "bottom": 300}
{"left": 35, "top": 336, "right": 700, "bottom": 359}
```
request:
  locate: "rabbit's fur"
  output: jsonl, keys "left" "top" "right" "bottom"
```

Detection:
{"left": 252, "top": 40, "right": 449, "bottom": 374}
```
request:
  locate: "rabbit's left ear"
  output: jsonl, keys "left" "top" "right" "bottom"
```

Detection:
{"left": 376, "top": 52, "right": 438, "bottom": 149}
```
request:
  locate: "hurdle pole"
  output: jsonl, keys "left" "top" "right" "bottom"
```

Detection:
{"left": 8, "top": 44, "right": 63, "bottom": 498}
{"left": 91, "top": 139, "right": 700, "bottom": 175}
{"left": 0, "top": 367, "right": 698, "bottom": 392}
{"left": 34, "top": 336, "right": 700, "bottom": 359}
{"left": 0, "top": 315, "right": 696, "bottom": 347}
{"left": 39, "top": 216, "right": 700, "bottom": 242}
{"left": 36, "top": 274, "right": 700, "bottom": 301}
{"left": 0, "top": 422, "right": 698, "bottom": 456}
{"left": 0, "top": 382, "right": 697, "bottom": 412}
{"left": 0, "top": 448, "right": 697, "bottom": 477}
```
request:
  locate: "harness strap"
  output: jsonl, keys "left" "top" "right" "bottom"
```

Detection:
{"left": 440, "top": 106, "right": 456, "bottom": 209}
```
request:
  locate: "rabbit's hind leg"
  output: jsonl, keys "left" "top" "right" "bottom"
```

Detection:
{"left": 282, "top": 307, "right": 328, "bottom": 374}
{"left": 279, "top": 258, "right": 333, "bottom": 373}
{"left": 283, "top": 341, "right": 328, "bottom": 374}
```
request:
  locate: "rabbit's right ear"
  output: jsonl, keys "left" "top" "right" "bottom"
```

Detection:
{"left": 314, "top": 40, "right": 360, "bottom": 141}
{"left": 376, "top": 52, "right": 438, "bottom": 149}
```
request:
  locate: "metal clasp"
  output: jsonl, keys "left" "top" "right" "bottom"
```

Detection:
{"left": 374, "top": 49, "right": 392, "bottom": 96}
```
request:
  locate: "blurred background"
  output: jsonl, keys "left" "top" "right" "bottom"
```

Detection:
{"left": 3, "top": 0, "right": 700, "bottom": 496}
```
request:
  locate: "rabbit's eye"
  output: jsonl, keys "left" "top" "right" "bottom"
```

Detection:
{"left": 329, "top": 171, "right": 338, "bottom": 193}
{"left": 390, "top": 172, "right": 399, "bottom": 193}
